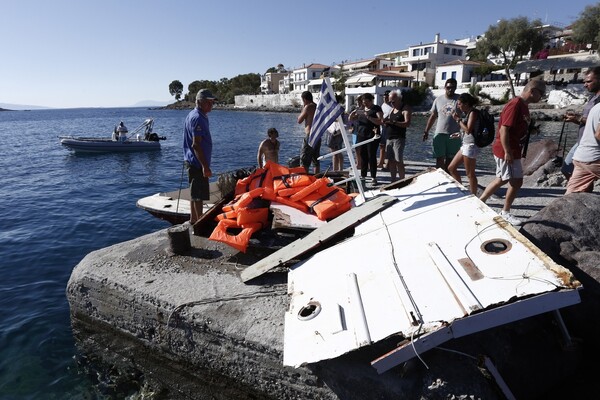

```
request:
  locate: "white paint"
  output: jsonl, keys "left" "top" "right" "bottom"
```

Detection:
{"left": 283, "top": 169, "right": 580, "bottom": 369}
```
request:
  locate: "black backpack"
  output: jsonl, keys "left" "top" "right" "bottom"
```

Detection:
{"left": 473, "top": 108, "right": 496, "bottom": 148}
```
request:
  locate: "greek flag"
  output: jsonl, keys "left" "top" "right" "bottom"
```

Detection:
{"left": 308, "top": 80, "right": 343, "bottom": 147}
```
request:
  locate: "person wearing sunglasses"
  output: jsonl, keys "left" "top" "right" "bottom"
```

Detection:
{"left": 423, "top": 78, "right": 461, "bottom": 171}
{"left": 479, "top": 79, "right": 547, "bottom": 226}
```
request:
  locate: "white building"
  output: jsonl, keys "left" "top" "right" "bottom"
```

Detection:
{"left": 260, "top": 71, "right": 289, "bottom": 94}
{"left": 377, "top": 34, "right": 468, "bottom": 87}
{"left": 344, "top": 70, "right": 413, "bottom": 110}
{"left": 336, "top": 58, "right": 395, "bottom": 75}
{"left": 290, "top": 63, "right": 331, "bottom": 92}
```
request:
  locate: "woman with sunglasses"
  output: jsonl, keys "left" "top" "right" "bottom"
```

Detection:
{"left": 448, "top": 93, "right": 480, "bottom": 194}
{"left": 350, "top": 93, "right": 383, "bottom": 185}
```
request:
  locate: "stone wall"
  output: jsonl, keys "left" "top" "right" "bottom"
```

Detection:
{"left": 235, "top": 93, "right": 305, "bottom": 110}
{"left": 237, "top": 82, "right": 589, "bottom": 112}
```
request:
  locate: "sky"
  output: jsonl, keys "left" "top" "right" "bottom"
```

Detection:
{"left": 0, "top": 0, "right": 595, "bottom": 109}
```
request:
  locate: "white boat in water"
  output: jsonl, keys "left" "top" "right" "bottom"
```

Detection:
{"left": 137, "top": 168, "right": 255, "bottom": 225}
{"left": 60, "top": 118, "right": 165, "bottom": 153}
{"left": 136, "top": 186, "right": 223, "bottom": 225}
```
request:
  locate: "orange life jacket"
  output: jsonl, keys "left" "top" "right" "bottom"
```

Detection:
{"left": 299, "top": 186, "right": 353, "bottom": 220}
{"left": 208, "top": 219, "right": 263, "bottom": 253}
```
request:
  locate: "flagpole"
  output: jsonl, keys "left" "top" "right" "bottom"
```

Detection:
{"left": 321, "top": 77, "right": 365, "bottom": 199}
{"left": 317, "top": 135, "right": 378, "bottom": 159}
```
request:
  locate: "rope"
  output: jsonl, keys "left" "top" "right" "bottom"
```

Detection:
{"left": 166, "top": 288, "right": 286, "bottom": 329}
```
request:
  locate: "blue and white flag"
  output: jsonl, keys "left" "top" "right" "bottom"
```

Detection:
{"left": 308, "top": 80, "right": 343, "bottom": 148}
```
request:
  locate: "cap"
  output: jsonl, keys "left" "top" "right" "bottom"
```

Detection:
{"left": 196, "top": 89, "right": 217, "bottom": 101}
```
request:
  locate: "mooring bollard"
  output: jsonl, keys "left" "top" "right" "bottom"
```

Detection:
{"left": 168, "top": 223, "right": 191, "bottom": 254}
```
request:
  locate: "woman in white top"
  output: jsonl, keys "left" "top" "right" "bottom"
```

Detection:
{"left": 448, "top": 93, "right": 480, "bottom": 195}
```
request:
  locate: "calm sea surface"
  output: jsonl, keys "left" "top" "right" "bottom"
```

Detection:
{"left": 0, "top": 107, "right": 568, "bottom": 399}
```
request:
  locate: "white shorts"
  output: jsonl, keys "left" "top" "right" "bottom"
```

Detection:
{"left": 494, "top": 155, "right": 523, "bottom": 181}
{"left": 461, "top": 143, "right": 480, "bottom": 159}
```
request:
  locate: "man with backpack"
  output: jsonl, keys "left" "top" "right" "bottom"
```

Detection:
{"left": 479, "top": 79, "right": 547, "bottom": 226}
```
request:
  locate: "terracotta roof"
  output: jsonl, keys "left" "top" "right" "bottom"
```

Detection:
{"left": 438, "top": 59, "right": 486, "bottom": 67}
{"left": 303, "top": 63, "right": 330, "bottom": 69}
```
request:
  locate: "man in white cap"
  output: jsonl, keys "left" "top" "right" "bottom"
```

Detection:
{"left": 183, "top": 89, "right": 216, "bottom": 230}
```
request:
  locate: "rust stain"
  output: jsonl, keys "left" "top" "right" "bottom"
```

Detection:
{"left": 492, "top": 216, "right": 582, "bottom": 289}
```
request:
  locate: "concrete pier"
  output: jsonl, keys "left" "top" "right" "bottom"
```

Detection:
{"left": 68, "top": 226, "right": 517, "bottom": 399}
{"left": 66, "top": 152, "right": 574, "bottom": 399}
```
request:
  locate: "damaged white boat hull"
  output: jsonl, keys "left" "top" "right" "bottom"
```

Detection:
{"left": 283, "top": 169, "right": 581, "bottom": 372}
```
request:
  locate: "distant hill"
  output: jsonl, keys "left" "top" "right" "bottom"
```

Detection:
{"left": 0, "top": 102, "right": 49, "bottom": 110}
{"left": 131, "top": 100, "right": 171, "bottom": 107}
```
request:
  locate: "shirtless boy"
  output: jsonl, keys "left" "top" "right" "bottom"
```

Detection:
{"left": 257, "top": 127, "right": 280, "bottom": 168}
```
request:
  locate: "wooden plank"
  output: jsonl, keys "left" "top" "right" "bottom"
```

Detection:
{"left": 270, "top": 202, "right": 326, "bottom": 231}
{"left": 240, "top": 194, "right": 398, "bottom": 282}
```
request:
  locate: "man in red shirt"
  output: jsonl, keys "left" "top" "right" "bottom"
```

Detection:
{"left": 479, "top": 79, "right": 547, "bottom": 226}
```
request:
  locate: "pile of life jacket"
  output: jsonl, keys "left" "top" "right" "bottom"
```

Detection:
{"left": 209, "top": 161, "right": 354, "bottom": 252}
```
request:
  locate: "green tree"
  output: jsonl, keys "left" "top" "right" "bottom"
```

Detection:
{"left": 332, "top": 69, "right": 347, "bottom": 96}
{"left": 168, "top": 80, "right": 184, "bottom": 101}
{"left": 187, "top": 80, "right": 215, "bottom": 102}
{"left": 181, "top": 74, "right": 261, "bottom": 105}
{"left": 571, "top": 3, "right": 600, "bottom": 51}
{"left": 472, "top": 64, "right": 503, "bottom": 81}
{"left": 472, "top": 17, "right": 545, "bottom": 97}
{"left": 402, "top": 86, "right": 429, "bottom": 107}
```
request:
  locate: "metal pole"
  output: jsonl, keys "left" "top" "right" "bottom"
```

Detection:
{"left": 322, "top": 77, "right": 365, "bottom": 199}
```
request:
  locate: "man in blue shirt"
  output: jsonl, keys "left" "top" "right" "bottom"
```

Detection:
{"left": 183, "top": 89, "right": 216, "bottom": 226}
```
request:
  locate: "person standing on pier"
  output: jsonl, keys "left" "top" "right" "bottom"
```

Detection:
{"left": 562, "top": 67, "right": 600, "bottom": 180}
{"left": 384, "top": 90, "right": 412, "bottom": 182}
{"left": 350, "top": 93, "right": 384, "bottom": 185}
{"left": 479, "top": 80, "right": 547, "bottom": 226}
{"left": 298, "top": 91, "right": 319, "bottom": 174}
{"left": 379, "top": 90, "right": 393, "bottom": 170}
{"left": 423, "top": 78, "right": 461, "bottom": 171}
{"left": 447, "top": 93, "right": 481, "bottom": 195}
{"left": 183, "top": 89, "right": 216, "bottom": 228}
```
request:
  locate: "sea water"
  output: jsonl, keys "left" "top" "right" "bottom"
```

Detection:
{"left": 0, "top": 107, "right": 568, "bottom": 398}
